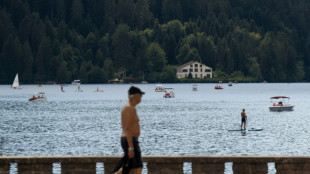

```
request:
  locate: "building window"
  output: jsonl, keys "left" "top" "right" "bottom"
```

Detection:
{"left": 190, "top": 65, "right": 192, "bottom": 67}
{"left": 195, "top": 64, "right": 198, "bottom": 67}
{"left": 205, "top": 69, "right": 211, "bottom": 72}
{"left": 200, "top": 65, "right": 202, "bottom": 67}
{"left": 190, "top": 69, "right": 193, "bottom": 72}
{"left": 201, "top": 69, "right": 202, "bottom": 72}
{"left": 182, "top": 69, "right": 188, "bottom": 72}
{"left": 195, "top": 69, "right": 198, "bottom": 72}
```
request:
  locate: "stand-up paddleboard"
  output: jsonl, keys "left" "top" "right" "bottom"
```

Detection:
{"left": 228, "top": 128, "right": 263, "bottom": 131}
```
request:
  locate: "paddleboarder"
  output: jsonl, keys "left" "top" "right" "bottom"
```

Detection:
{"left": 241, "top": 108, "right": 247, "bottom": 130}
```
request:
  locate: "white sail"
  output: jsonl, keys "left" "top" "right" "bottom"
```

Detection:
{"left": 12, "top": 73, "right": 19, "bottom": 89}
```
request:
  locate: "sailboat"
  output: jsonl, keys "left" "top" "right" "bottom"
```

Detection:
{"left": 12, "top": 73, "right": 20, "bottom": 89}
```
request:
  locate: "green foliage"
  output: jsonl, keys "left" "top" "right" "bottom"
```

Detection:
{"left": 187, "top": 73, "right": 193, "bottom": 79}
{"left": 87, "top": 66, "right": 106, "bottom": 83}
{"left": 56, "top": 61, "right": 71, "bottom": 83}
{"left": 176, "top": 43, "right": 189, "bottom": 64}
{"left": 305, "top": 67, "right": 310, "bottom": 81}
{"left": 79, "top": 61, "right": 88, "bottom": 83}
{"left": 1, "top": 35, "right": 23, "bottom": 83}
{"left": 160, "top": 65, "right": 177, "bottom": 82}
{"left": 0, "top": 0, "right": 310, "bottom": 83}
{"left": 197, "top": 33, "right": 216, "bottom": 67}
{"left": 146, "top": 42, "right": 166, "bottom": 73}
{"left": 22, "top": 41, "right": 33, "bottom": 83}
{"left": 213, "top": 69, "right": 227, "bottom": 78}
{"left": 35, "top": 36, "right": 52, "bottom": 82}
{"left": 294, "top": 61, "right": 305, "bottom": 82}
{"left": 231, "top": 71, "right": 244, "bottom": 78}
{"left": 130, "top": 30, "right": 149, "bottom": 77}
{"left": 103, "top": 58, "right": 114, "bottom": 80}
{"left": 112, "top": 24, "right": 133, "bottom": 70}
{"left": 246, "top": 57, "right": 262, "bottom": 81}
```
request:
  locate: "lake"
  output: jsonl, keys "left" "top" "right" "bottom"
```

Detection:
{"left": 0, "top": 83, "right": 310, "bottom": 173}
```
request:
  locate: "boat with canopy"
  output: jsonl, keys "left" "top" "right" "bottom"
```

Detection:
{"left": 269, "top": 96, "right": 295, "bottom": 111}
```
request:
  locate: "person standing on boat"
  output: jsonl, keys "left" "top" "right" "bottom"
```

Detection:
{"left": 241, "top": 109, "right": 247, "bottom": 130}
{"left": 114, "top": 86, "right": 145, "bottom": 174}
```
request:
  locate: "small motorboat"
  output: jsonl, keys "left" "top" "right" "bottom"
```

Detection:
{"left": 163, "top": 88, "right": 175, "bottom": 98}
{"left": 71, "top": 79, "right": 81, "bottom": 85}
{"left": 269, "top": 96, "right": 295, "bottom": 111}
{"left": 29, "top": 92, "right": 47, "bottom": 101}
{"left": 155, "top": 84, "right": 165, "bottom": 92}
{"left": 215, "top": 84, "right": 223, "bottom": 89}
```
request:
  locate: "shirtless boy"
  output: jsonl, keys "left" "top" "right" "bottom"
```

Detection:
{"left": 241, "top": 109, "right": 247, "bottom": 130}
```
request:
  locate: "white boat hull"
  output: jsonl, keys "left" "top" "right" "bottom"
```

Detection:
{"left": 163, "top": 93, "right": 175, "bottom": 98}
{"left": 29, "top": 98, "right": 47, "bottom": 102}
{"left": 71, "top": 80, "right": 81, "bottom": 85}
{"left": 269, "top": 105, "right": 294, "bottom": 112}
{"left": 155, "top": 85, "right": 165, "bottom": 92}
{"left": 155, "top": 89, "right": 165, "bottom": 92}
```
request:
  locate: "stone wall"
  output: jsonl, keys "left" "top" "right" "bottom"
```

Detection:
{"left": 0, "top": 156, "right": 310, "bottom": 173}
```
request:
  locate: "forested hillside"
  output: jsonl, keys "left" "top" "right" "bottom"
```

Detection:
{"left": 1, "top": 0, "right": 310, "bottom": 84}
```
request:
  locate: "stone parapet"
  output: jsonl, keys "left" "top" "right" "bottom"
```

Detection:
{"left": 0, "top": 156, "right": 310, "bottom": 173}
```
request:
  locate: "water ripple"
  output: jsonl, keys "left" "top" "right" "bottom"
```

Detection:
{"left": 1, "top": 83, "right": 310, "bottom": 157}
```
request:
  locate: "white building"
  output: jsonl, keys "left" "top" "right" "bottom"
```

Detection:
{"left": 176, "top": 61, "right": 212, "bottom": 79}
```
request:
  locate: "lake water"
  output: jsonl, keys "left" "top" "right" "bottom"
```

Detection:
{"left": 1, "top": 83, "right": 310, "bottom": 173}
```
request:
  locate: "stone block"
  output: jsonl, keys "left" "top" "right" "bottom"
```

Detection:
{"left": 192, "top": 162, "right": 225, "bottom": 174}
{"left": 276, "top": 163, "right": 310, "bottom": 174}
{"left": 233, "top": 162, "right": 267, "bottom": 174}
{"left": 147, "top": 162, "right": 183, "bottom": 174}
{"left": 0, "top": 163, "right": 10, "bottom": 174}
{"left": 61, "top": 163, "right": 96, "bottom": 174}
{"left": 18, "top": 163, "right": 53, "bottom": 174}
{"left": 104, "top": 162, "right": 119, "bottom": 174}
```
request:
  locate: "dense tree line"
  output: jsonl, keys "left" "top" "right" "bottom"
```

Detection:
{"left": 1, "top": 0, "right": 310, "bottom": 84}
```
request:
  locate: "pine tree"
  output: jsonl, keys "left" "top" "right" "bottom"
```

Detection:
{"left": 22, "top": 41, "right": 33, "bottom": 83}
{"left": 35, "top": 36, "right": 52, "bottom": 82}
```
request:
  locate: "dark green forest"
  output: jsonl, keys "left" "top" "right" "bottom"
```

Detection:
{"left": 1, "top": 0, "right": 310, "bottom": 84}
